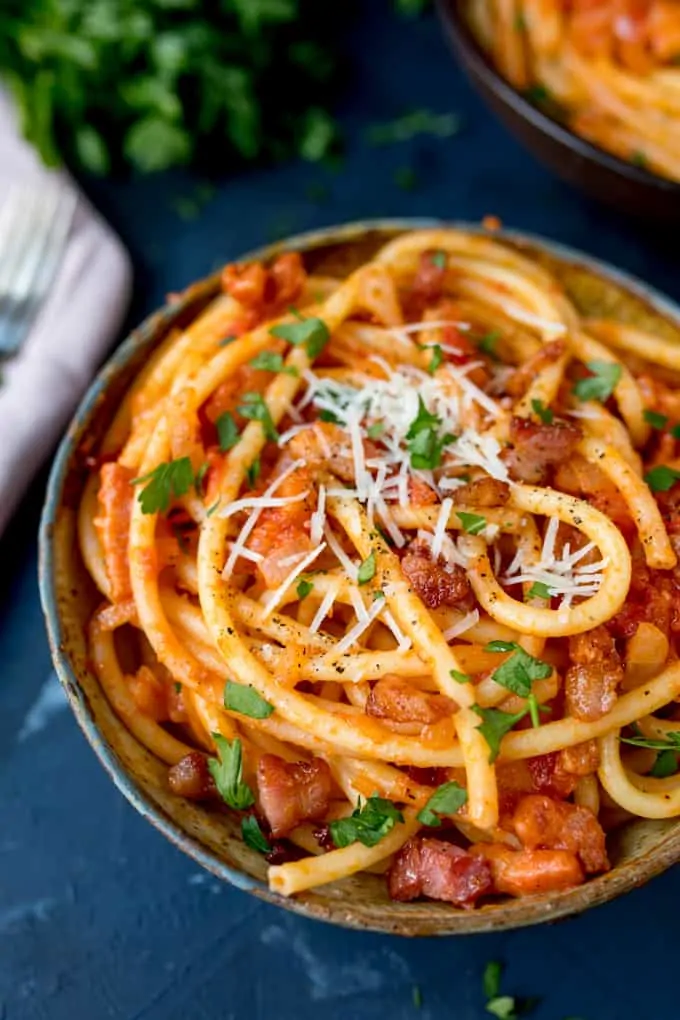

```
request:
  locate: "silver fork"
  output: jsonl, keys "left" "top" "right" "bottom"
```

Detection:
{"left": 0, "top": 182, "right": 77, "bottom": 357}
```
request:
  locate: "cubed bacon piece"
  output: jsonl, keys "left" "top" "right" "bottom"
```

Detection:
{"left": 94, "top": 462, "right": 134, "bottom": 602}
{"left": 366, "top": 676, "right": 456, "bottom": 726}
{"left": 221, "top": 252, "right": 306, "bottom": 316}
{"left": 287, "top": 421, "right": 378, "bottom": 486}
{"left": 472, "top": 843, "right": 584, "bottom": 897}
{"left": 504, "top": 416, "right": 583, "bottom": 484}
{"left": 401, "top": 538, "right": 472, "bottom": 609}
{"left": 608, "top": 545, "right": 680, "bottom": 640}
{"left": 505, "top": 340, "right": 566, "bottom": 398}
{"left": 168, "top": 752, "right": 218, "bottom": 801}
{"left": 257, "top": 754, "right": 333, "bottom": 838}
{"left": 410, "top": 250, "right": 448, "bottom": 307}
{"left": 247, "top": 463, "right": 316, "bottom": 588}
{"left": 451, "top": 477, "right": 510, "bottom": 508}
{"left": 566, "top": 626, "right": 623, "bottom": 721}
{"left": 388, "top": 837, "right": 493, "bottom": 907}
{"left": 558, "top": 740, "right": 601, "bottom": 777}
{"left": 512, "top": 794, "right": 609, "bottom": 873}
{"left": 526, "top": 752, "right": 579, "bottom": 799}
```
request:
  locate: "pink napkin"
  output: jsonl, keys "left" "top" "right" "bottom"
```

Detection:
{"left": 0, "top": 92, "right": 132, "bottom": 535}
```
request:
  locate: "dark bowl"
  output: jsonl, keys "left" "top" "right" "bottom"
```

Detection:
{"left": 39, "top": 219, "right": 680, "bottom": 935}
{"left": 436, "top": 0, "right": 680, "bottom": 221}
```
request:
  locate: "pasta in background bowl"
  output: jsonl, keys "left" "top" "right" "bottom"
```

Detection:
{"left": 437, "top": 0, "right": 680, "bottom": 220}
{"left": 39, "top": 220, "right": 680, "bottom": 935}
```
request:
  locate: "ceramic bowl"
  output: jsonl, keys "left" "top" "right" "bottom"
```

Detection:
{"left": 39, "top": 219, "right": 680, "bottom": 935}
{"left": 436, "top": 0, "right": 680, "bottom": 222}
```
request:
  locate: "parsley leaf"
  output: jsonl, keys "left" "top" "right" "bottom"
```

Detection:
{"left": 644, "top": 465, "right": 680, "bottom": 492}
{"left": 450, "top": 669, "right": 471, "bottom": 684}
{"left": 457, "top": 511, "right": 487, "bottom": 535}
{"left": 417, "top": 781, "right": 467, "bottom": 826}
{"left": 650, "top": 749, "right": 679, "bottom": 778}
{"left": 366, "top": 109, "right": 461, "bottom": 145}
{"left": 572, "top": 361, "right": 622, "bottom": 402}
{"left": 405, "top": 396, "right": 454, "bottom": 470}
{"left": 526, "top": 581, "right": 552, "bottom": 600}
{"left": 472, "top": 705, "right": 530, "bottom": 763}
{"left": 241, "top": 815, "right": 272, "bottom": 854}
{"left": 270, "top": 316, "right": 330, "bottom": 360}
{"left": 194, "top": 461, "right": 209, "bottom": 494}
{"left": 208, "top": 734, "right": 255, "bottom": 810}
{"left": 224, "top": 680, "right": 274, "bottom": 719}
{"left": 132, "top": 457, "right": 195, "bottom": 514}
{"left": 531, "top": 398, "right": 553, "bottom": 425}
{"left": 486, "top": 996, "right": 518, "bottom": 1020}
{"left": 485, "top": 640, "right": 517, "bottom": 652}
{"left": 477, "top": 330, "right": 500, "bottom": 358}
{"left": 246, "top": 457, "right": 261, "bottom": 488}
{"left": 430, "top": 250, "right": 447, "bottom": 269}
{"left": 249, "top": 351, "right": 299, "bottom": 375}
{"left": 367, "top": 421, "right": 385, "bottom": 439}
{"left": 297, "top": 578, "right": 314, "bottom": 599}
{"left": 238, "top": 392, "right": 279, "bottom": 442}
{"left": 427, "top": 344, "right": 444, "bottom": 374}
{"left": 621, "top": 730, "right": 680, "bottom": 752}
{"left": 358, "top": 551, "right": 377, "bottom": 585}
{"left": 216, "top": 411, "right": 240, "bottom": 452}
{"left": 483, "top": 961, "right": 503, "bottom": 1000}
{"left": 644, "top": 409, "right": 668, "bottom": 430}
{"left": 489, "top": 645, "right": 552, "bottom": 698}
{"left": 329, "top": 795, "right": 404, "bottom": 848}
{"left": 218, "top": 335, "right": 237, "bottom": 348}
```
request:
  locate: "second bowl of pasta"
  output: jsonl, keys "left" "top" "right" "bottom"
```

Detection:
{"left": 40, "top": 219, "right": 680, "bottom": 934}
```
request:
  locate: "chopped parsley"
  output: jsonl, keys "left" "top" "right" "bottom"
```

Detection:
{"left": 526, "top": 581, "right": 552, "bottom": 600}
{"left": 241, "top": 815, "right": 272, "bottom": 854}
{"left": 430, "top": 250, "right": 447, "bottom": 269}
{"left": 644, "top": 409, "right": 668, "bottom": 430}
{"left": 477, "top": 330, "right": 500, "bottom": 358}
{"left": 417, "top": 781, "right": 467, "bottom": 826}
{"left": 173, "top": 681, "right": 182, "bottom": 694}
{"left": 237, "top": 392, "right": 279, "bottom": 442}
{"left": 206, "top": 499, "right": 221, "bottom": 517}
{"left": 246, "top": 457, "right": 261, "bottom": 488}
{"left": 483, "top": 961, "right": 502, "bottom": 1000}
{"left": 296, "top": 578, "right": 314, "bottom": 599}
{"left": 405, "top": 396, "right": 455, "bottom": 470}
{"left": 450, "top": 669, "right": 471, "bottom": 684}
{"left": 412, "top": 985, "right": 423, "bottom": 1009}
{"left": 472, "top": 701, "right": 548, "bottom": 763}
{"left": 644, "top": 465, "right": 680, "bottom": 492}
{"left": 631, "top": 150, "right": 648, "bottom": 169}
{"left": 572, "top": 361, "right": 622, "bottom": 403}
{"left": 224, "top": 680, "right": 274, "bottom": 719}
{"left": 457, "top": 511, "right": 487, "bottom": 535}
{"left": 218, "top": 335, "right": 237, "bottom": 347}
{"left": 132, "top": 457, "right": 194, "bottom": 514}
{"left": 357, "top": 551, "right": 377, "bottom": 585}
{"left": 216, "top": 411, "right": 240, "bottom": 452}
{"left": 329, "top": 796, "right": 404, "bottom": 848}
{"left": 531, "top": 398, "right": 553, "bottom": 425}
{"left": 194, "top": 460, "right": 209, "bottom": 495}
{"left": 621, "top": 730, "right": 680, "bottom": 752}
{"left": 485, "top": 641, "right": 552, "bottom": 698}
{"left": 427, "top": 344, "right": 444, "bottom": 374}
{"left": 249, "top": 351, "right": 299, "bottom": 375}
{"left": 270, "top": 315, "right": 330, "bottom": 360}
{"left": 208, "top": 734, "right": 255, "bottom": 810}
{"left": 367, "top": 421, "right": 386, "bottom": 439}
{"left": 366, "top": 108, "right": 461, "bottom": 146}
{"left": 486, "top": 996, "right": 518, "bottom": 1019}
{"left": 650, "top": 749, "right": 679, "bottom": 778}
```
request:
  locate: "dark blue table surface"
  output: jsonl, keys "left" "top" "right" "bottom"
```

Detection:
{"left": 3, "top": 5, "right": 679, "bottom": 1019}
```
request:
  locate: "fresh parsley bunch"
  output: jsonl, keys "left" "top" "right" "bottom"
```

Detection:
{"left": 0, "top": 0, "right": 345, "bottom": 174}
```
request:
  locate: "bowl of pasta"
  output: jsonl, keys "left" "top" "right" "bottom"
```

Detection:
{"left": 437, "top": 0, "right": 680, "bottom": 220}
{"left": 40, "top": 218, "right": 680, "bottom": 935}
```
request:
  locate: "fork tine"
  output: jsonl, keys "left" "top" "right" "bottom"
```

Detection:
{"left": 0, "top": 184, "right": 76, "bottom": 357}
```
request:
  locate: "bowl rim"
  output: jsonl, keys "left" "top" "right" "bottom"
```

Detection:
{"left": 436, "top": 0, "right": 680, "bottom": 196}
{"left": 39, "top": 217, "right": 680, "bottom": 935}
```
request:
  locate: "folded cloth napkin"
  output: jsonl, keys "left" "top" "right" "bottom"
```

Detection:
{"left": 0, "top": 91, "right": 132, "bottom": 536}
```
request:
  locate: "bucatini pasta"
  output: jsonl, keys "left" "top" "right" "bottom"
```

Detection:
{"left": 80, "top": 228, "right": 680, "bottom": 909}
{"left": 466, "top": 0, "right": 680, "bottom": 183}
